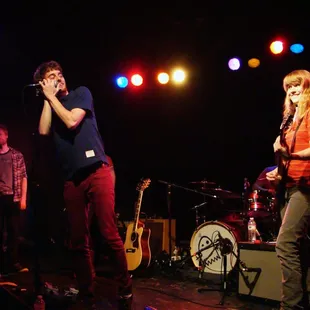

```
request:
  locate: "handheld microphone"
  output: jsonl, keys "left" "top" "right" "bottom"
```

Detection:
{"left": 26, "top": 81, "right": 59, "bottom": 88}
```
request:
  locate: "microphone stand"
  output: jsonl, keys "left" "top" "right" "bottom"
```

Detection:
{"left": 197, "top": 235, "right": 262, "bottom": 306}
{"left": 22, "top": 86, "right": 45, "bottom": 296}
{"left": 167, "top": 183, "right": 172, "bottom": 257}
{"left": 179, "top": 239, "right": 221, "bottom": 270}
{"left": 29, "top": 132, "right": 45, "bottom": 296}
{"left": 196, "top": 235, "right": 231, "bottom": 304}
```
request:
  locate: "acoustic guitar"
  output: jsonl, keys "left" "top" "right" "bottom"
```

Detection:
{"left": 124, "top": 178, "right": 151, "bottom": 271}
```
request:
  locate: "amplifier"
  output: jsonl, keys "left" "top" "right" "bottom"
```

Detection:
{"left": 238, "top": 242, "right": 282, "bottom": 301}
{"left": 141, "top": 219, "right": 176, "bottom": 258}
{"left": 120, "top": 219, "right": 176, "bottom": 258}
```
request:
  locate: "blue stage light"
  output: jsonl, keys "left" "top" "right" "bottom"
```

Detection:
{"left": 116, "top": 76, "right": 128, "bottom": 88}
{"left": 290, "top": 43, "right": 304, "bottom": 54}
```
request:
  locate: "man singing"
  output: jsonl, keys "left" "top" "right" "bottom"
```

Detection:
{"left": 35, "top": 60, "right": 132, "bottom": 309}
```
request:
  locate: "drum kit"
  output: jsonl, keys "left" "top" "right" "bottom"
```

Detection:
{"left": 157, "top": 178, "right": 269, "bottom": 305}
{"left": 187, "top": 179, "right": 278, "bottom": 275}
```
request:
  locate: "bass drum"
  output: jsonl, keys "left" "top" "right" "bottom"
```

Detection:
{"left": 190, "top": 221, "right": 241, "bottom": 274}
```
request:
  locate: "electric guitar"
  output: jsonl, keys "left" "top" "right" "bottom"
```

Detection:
{"left": 124, "top": 178, "right": 151, "bottom": 271}
{"left": 274, "top": 113, "right": 293, "bottom": 215}
{"left": 277, "top": 114, "right": 293, "bottom": 179}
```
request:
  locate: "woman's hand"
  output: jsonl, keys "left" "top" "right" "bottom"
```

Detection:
{"left": 273, "top": 136, "right": 290, "bottom": 159}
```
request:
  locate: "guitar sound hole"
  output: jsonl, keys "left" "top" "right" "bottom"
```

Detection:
{"left": 131, "top": 232, "right": 137, "bottom": 242}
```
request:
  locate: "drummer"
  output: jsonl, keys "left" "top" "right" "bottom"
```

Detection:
{"left": 252, "top": 165, "right": 277, "bottom": 194}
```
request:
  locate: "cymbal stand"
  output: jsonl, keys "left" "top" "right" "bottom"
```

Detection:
{"left": 158, "top": 180, "right": 217, "bottom": 258}
{"left": 191, "top": 202, "right": 208, "bottom": 227}
{"left": 242, "top": 177, "right": 251, "bottom": 218}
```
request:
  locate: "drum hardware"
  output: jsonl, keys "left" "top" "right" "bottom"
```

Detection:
{"left": 189, "top": 180, "right": 217, "bottom": 186}
{"left": 189, "top": 180, "right": 217, "bottom": 191}
{"left": 246, "top": 189, "right": 279, "bottom": 241}
{"left": 205, "top": 188, "right": 241, "bottom": 200}
{"left": 191, "top": 201, "right": 208, "bottom": 227}
{"left": 158, "top": 180, "right": 219, "bottom": 258}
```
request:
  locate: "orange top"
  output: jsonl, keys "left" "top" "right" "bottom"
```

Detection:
{"left": 285, "top": 110, "right": 310, "bottom": 187}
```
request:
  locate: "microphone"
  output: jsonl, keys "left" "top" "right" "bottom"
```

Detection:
{"left": 26, "top": 81, "right": 59, "bottom": 88}
{"left": 217, "top": 231, "right": 233, "bottom": 255}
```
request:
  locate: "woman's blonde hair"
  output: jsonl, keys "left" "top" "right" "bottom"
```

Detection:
{"left": 283, "top": 69, "right": 310, "bottom": 119}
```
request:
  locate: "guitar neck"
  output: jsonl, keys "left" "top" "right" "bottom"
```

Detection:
{"left": 133, "top": 191, "right": 144, "bottom": 231}
{"left": 277, "top": 114, "right": 293, "bottom": 177}
{"left": 276, "top": 153, "right": 285, "bottom": 176}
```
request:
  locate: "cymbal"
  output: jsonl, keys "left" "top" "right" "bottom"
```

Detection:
{"left": 189, "top": 180, "right": 216, "bottom": 185}
{"left": 207, "top": 188, "right": 241, "bottom": 199}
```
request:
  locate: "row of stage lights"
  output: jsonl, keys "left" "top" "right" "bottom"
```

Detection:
{"left": 115, "top": 40, "right": 305, "bottom": 87}
{"left": 228, "top": 40, "right": 305, "bottom": 71}
{"left": 115, "top": 69, "right": 186, "bottom": 88}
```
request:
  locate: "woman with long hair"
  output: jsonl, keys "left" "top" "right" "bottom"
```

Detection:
{"left": 267, "top": 69, "right": 310, "bottom": 310}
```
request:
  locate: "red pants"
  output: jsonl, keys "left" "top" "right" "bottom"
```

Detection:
{"left": 64, "top": 163, "right": 131, "bottom": 296}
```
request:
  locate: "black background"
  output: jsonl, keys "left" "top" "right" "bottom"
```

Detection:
{"left": 1, "top": 4, "right": 310, "bottom": 243}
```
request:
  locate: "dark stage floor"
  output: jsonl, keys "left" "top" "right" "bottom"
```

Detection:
{"left": 0, "top": 241, "right": 281, "bottom": 310}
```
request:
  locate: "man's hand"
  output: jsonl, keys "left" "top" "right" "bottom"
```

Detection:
{"left": 39, "top": 79, "right": 60, "bottom": 100}
{"left": 20, "top": 198, "right": 27, "bottom": 210}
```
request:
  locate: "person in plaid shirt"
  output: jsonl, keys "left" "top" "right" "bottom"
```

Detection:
{"left": 0, "top": 124, "right": 28, "bottom": 273}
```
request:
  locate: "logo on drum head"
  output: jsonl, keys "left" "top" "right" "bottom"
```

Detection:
{"left": 190, "top": 221, "right": 238, "bottom": 274}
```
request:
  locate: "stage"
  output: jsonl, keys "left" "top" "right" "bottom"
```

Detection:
{"left": 0, "top": 240, "right": 281, "bottom": 309}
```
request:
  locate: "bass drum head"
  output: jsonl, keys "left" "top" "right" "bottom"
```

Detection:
{"left": 190, "top": 221, "right": 239, "bottom": 274}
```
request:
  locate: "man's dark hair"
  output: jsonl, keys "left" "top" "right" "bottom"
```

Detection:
{"left": 0, "top": 124, "right": 8, "bottom": 135}
{"left": 33, "top": 60, "right": 63, "bottom": 83}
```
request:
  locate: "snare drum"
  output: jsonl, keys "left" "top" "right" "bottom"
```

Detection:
{"left": 190, "top": 221, "right": 242, "bottom": 274}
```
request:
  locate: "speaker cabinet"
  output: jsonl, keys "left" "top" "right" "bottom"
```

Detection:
{"left": 238, "top": 242, "right": 282, "bottom": 301}
{"left": 141, "top": 219, "right": 176, "bottom": 258}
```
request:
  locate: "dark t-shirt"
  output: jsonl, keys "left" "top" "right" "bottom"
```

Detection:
{"left": 0, "top": 150, "right": 13, "bottom": 194}
{"left": 52, "top": 86, "right": 107, "bottom": 180}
